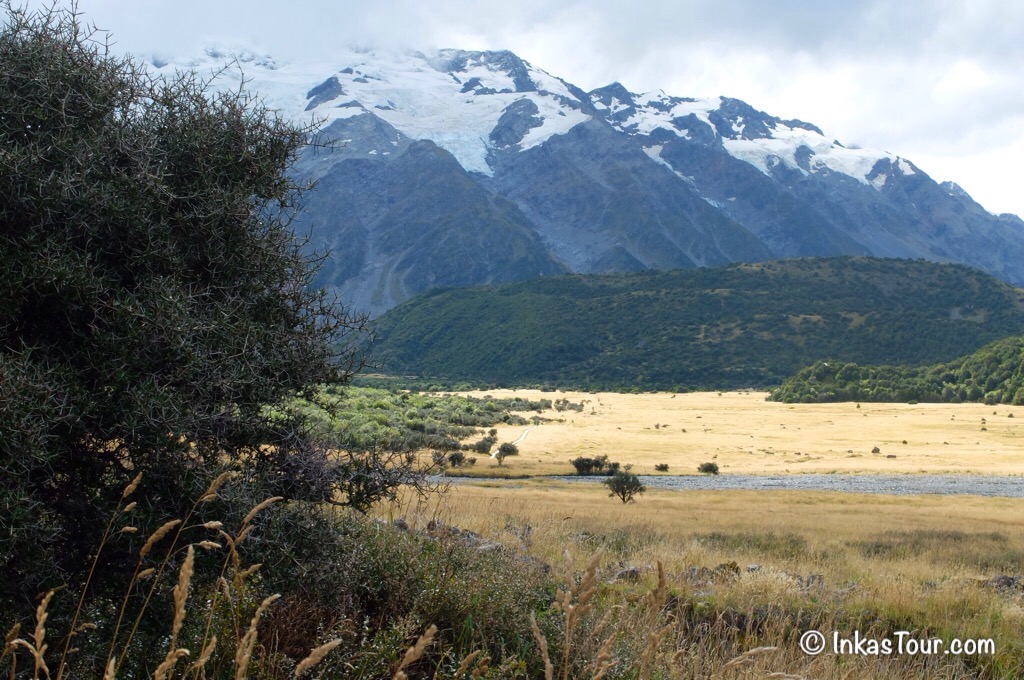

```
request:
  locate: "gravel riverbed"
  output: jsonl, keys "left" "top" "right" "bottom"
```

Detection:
{"left": 548, "top": 474, "right": 1024, "bottom": 497}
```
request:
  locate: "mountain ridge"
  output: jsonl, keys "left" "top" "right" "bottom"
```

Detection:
{"left": 154, "top": 48, "right": 1024, "bottom": 315}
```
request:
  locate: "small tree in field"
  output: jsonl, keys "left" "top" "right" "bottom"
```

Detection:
{"left": 472, "top": 436, "right": 496, "bottom": 455}
{"left": 604, "top": 471, "right": 646, "bottom": 503}
{"left": 697, "top": 462, "right": 720, "bottom": 475}
{"left": 495, "top": 442, "right": 519, "bottom": 466}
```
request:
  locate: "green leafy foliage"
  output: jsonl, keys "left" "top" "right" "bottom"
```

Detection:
{"left": 275, "top": 385, "right": 558, "bottom": 452}
{"left": 495, "top": 442, "right": 519, "bottom": 466}
{"left": 770, "top": 336, "right": 1024, "bottom": 404}
{"left": 0, "top": 5, "right": 372, "bottom": 610}
{"left": 569, "top": 455, "right": 622, "bottom": 476}
{"left": 371, "top": 257, "right": 1024, "bottom": 390}
{"left": 603, "top": 471, "right": 646, "bottom": 503}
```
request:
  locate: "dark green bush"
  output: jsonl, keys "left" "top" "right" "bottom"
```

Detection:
{"left": 604, "top": 471, "right": 646, "bottom": 503}
{"left": 0, "top": 3, "right": 396, "bottom": 614}
{"left": 496, "top": 442, "right": 519, "bottom": 466}
{"left": 570, "top": 455, "right": 608, "bottom": 475}
{"left": 570, "top": 454, "right": 628, "bottom": 476}
{"left": 472, "top": 436, "right": 496, "bottom": 455}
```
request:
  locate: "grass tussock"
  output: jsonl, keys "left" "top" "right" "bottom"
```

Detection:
{"left": 7, "top": 470, "right": 1024, "bottom": 678}
{"left": 1, "top": 474, "right": 320, "bottom": 679}
{"left": 1, "top": 472, "right": 562, "bottom": 678}
{"left": 399, "top": 482, "right": 1024, "bottom": 679}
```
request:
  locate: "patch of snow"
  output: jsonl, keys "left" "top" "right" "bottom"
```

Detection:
{"left": 457, "top": 61, "right": 518, "bottom": 93}
{"left": 897, "top": 157, "right": 916, "bottom": 175}
{"left": 722, "top": 139, "right": 791, "bottom": 176}
{"left": 723, "top": 119, "right": 896, "bottom": 187}
{"left": 519, "top": 98, "right": 590, "bottom": 150}
{"left": 153, "top": 48, "right": 590, "bottom": 177}
{"left": 601, "top": 87, "right": 899, "bottom": 189}
{"left": 642, "top": 144, "right": 670, "bottom": 168}
{"left": 607, "top": 97, "right": 631, "bottom": 115}
{"left": 617, "top": 91, "right": 721, "bottom": 138}
{"left": 641, "top": 144, "right": 696, "bottom": 186}
{"left": 527, "top": 68, "right": 578, "bottom": 101}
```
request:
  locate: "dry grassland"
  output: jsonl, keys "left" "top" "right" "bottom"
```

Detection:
{"left": 397, "top": 391, "right": 1024, "bottom": 676}
{"left": 456, "top": 390, "right": 1024, "bottom": 476}
{"left": 389, "top": 482, "right": 1024, "bottom": 677}
{"left": 420, "top": 482, "right": 1024, "bottom": 582}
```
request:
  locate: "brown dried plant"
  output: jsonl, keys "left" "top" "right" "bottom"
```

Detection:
{"left": 392, "top": 624, "right": 437, "bottom": 680}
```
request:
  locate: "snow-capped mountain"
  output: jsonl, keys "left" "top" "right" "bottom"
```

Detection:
{"left": 155, "top": 48, "right": 1024, "bottom": 315}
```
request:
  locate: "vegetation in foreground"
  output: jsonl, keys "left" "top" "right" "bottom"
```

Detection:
{"left": 370, "top": 257, "right": 1024, "bottom": 391}
{"left": 3, "top": 474, "right": 560, "bottom": 678}
{"left": 421, "top": 482, "right": 1024, "bottom": 679}
{"left": 771, "top": 335, "right": 1024, "bottom": 404}
{"left": 11, "top": 472, "right": 1024, "bottom": 679}
{"left": 0, "top": 0, "right": 385, "bottom": 618}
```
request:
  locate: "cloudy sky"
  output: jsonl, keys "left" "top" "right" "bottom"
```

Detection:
{"left": 32, "top": 0, "right": 1024, "bottom": 217}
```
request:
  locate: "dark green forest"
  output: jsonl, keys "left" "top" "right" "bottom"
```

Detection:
{"left": 769, "top": 335, "right": 1024, "bottom": 404}
{"left": 370, "top": 257, "right": 1024, "bottom": 390}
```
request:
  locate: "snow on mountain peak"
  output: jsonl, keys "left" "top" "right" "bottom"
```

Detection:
{"left": 592, "top": 83, "right": 910, "bottom": 189}
{"left": 151, "top": 47, "right": 590, "bottom": 177}
{"left": 151, "top": 46, "right": 914, "bottom": 189}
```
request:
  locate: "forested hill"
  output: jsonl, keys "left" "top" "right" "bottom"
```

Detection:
{"left": 769, "top": 336, "right": 1024, "bottom": 404}
{"left": 369, "top": 257, "right": 1024, "bottom": 391}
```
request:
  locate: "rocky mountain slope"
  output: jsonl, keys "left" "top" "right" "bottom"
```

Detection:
{"left": 157, "top": 49, "right": 1024, "bottom": 315}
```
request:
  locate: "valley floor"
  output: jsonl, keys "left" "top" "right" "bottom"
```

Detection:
{"left": 455, "top": 390, "right": 1024, "bottom": 477}
{"left": 384, "top": 390, "right": 1024, "bottom": 676}
{"left": 384, "top": 476, "right": 1024, "bottom": 677}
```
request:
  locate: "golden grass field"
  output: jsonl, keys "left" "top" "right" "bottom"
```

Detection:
{"left": 385, "top": 391, "right": 1024, "bottom": 676}
{"left": 387, "top": 480, "right": 1024, "bottom": 678}
{"left": 421, "top": 482, "right": 1024, "bottom": 581}
{"left": 456, "top": 390, "right": 1024, "bottom": 476}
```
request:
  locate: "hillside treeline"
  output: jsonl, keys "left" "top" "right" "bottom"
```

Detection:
{"left": 372, "top": 257, "right": 1024, "bottom": 390}
{"left": 770, "top": 336, "right": 1024, "bottom": 404}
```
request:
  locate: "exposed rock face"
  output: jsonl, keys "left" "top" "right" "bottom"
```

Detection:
{"left": 294, "top": 117, "right": 564, "bottom": 314}
{"left": 169, "top": 48, "right": 1024, "bottom": 315}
